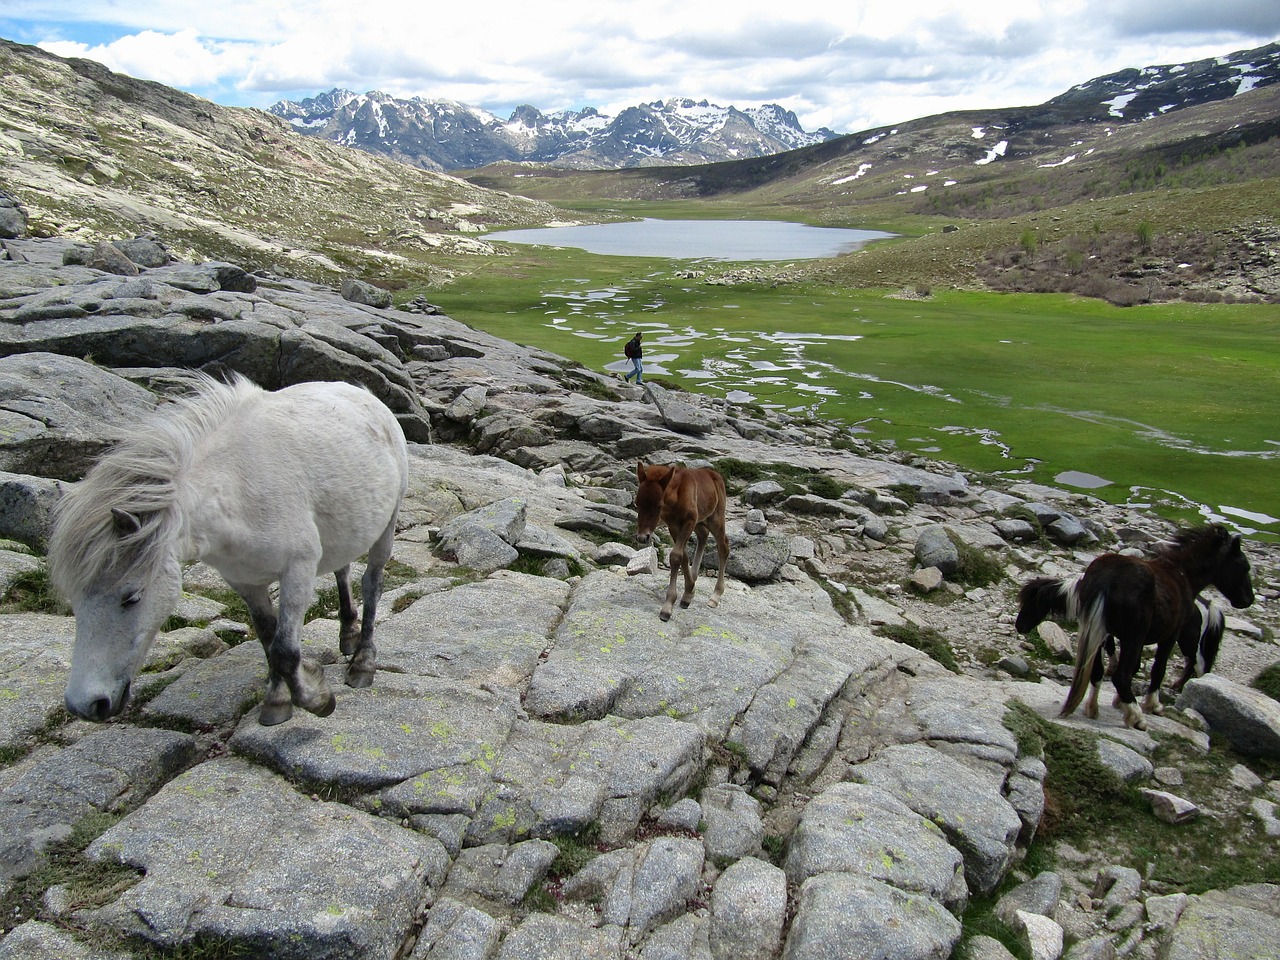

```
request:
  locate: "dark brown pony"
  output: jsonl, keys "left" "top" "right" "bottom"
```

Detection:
{"left": 635, "top": 462, "right": 730, "bottom": 621}
{"left": 1018, "top": 524, "right": 1252, "bottom": 730}
{"left": 1017, "top": 578, "right": 1226, "bottom": 719}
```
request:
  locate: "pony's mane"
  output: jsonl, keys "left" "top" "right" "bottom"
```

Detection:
{"left": 47, "top": 373, "right": 262, "bottom": 599}
{"left": 1158, "top": 523, "right": 1229, "bottom": 559}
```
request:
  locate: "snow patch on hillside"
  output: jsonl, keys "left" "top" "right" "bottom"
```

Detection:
{"left": 976, "top": 141, "right": 1008, "bottom": 165}
{"left": 831, "top": 163, "right": 873, "bottom": 185}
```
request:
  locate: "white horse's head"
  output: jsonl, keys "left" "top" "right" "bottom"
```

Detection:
{"left": 61, "top": 509, "right": 184, "bottom": 721}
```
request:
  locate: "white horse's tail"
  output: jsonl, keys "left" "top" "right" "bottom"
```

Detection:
{"left": 1060, "top": 594, "right": 1109, "bottom": 717}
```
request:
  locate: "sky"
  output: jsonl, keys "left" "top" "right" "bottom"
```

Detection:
{"left": 3, "top": 1, "right": 1280, "bottom": 134}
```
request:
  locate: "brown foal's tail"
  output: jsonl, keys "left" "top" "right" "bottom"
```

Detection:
{"left": 1060, "top": 595, "right": 1108, "bottom": 717}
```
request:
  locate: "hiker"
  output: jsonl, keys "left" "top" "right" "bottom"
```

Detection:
{"left": 623, "top": 332, "right": 644, "bottom": 383}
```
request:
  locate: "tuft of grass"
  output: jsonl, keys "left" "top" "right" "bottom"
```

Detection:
{"left": 876, "top": 622, "right": 960, "bottom": 673}
{"left": 714, "top": 457, "right": 767, "bottom": 488}
{"left": 548, "top": 829, "right": 602, "bottom": 878}
{"left": 1000, "top": 505, "right": 1045, "bottom": 539}
{"left": 807, "top": 473, "right": 847, "bottom": 501}
{"left": 391, "top": 591, "right": 423, "bottom": 615}
{"left": 0, "top": 810, "right": 139, "bottom": 934}
{"left": 1253, "top": 662, "right": 1280, "bottom": 703}
{"left": 959, "top": 890, "right": 1032, "bottom": 960}
{"left": 886, "top": 484, "right": 919, "bottom": 508}
{"left": 1003, "top": 700, "right": 1280, "bottom": 894}
{"left": 305, "top": 586, "right": 342, "bottom": 623}
{"left": 0, "top": 565, "right": 66, "bottom": 615}
{"left": 522, "top": 883, "right": 558, "bottom": 914}
{"left": 948, "top": 534, "right": 1004, "bottom": 588}
{"left": 382, "top": 558, "right": 420, "bottom": 588}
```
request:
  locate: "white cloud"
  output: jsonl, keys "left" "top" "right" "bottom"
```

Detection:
{"left": 5, "top": 0, "right": 1279, "bottom": 131}
{"left": 39, "top": 28, "right": 254, "bottom": 89}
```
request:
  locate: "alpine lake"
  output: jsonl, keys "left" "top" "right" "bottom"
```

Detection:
{"left": 423, "top": 218, "right": 1280, "bottom": 539}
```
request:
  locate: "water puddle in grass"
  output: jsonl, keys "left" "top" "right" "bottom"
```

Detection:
{"left": 1056, "top": 470, "right": 1113, "bottom": 489}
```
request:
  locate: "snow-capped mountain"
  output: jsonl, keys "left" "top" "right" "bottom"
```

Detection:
{"left": 268, "top": 92, "right": 838, "bottom": 172}
{"left": 1042, "top": 41, "right": 1280, "bottom": 121}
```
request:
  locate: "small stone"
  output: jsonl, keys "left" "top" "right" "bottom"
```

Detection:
{"left": 1229, "top": 763, "right": 1263, "bottom": 791}
{"left": 1140, "top": 789, "right": 1199, "bottom": 824}
{"left": 1153, "top": 766, "right": 1184, "bottom": 787}
{"left": 997, "top": 655, "right": 1030, "bottom": 678}
{"left": 910, "top": 566, "right": 945, "bottom": 593}
{"left": 628, "top": 546, "right": 659, "bottom": 576}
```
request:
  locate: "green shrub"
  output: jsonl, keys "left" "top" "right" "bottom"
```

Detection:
{"left": 1254, "top": 662, "right": 1280, "bottom": 703}
{"left": 808, "top": 473, "right": 847, "bottom": 500}
{"left": 949, "top": 535, "right": 1004, "bottom": 588}
{"left": 0, "top": 566, "right": 64, "bottom": 615}
{"left": 877, "top": 622, "right": 959, "bottom": 673}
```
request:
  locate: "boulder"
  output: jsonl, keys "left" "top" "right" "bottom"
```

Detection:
{"left": 341, "top": 278, "right": 393, "bottom": 308}
{"left": 436, "top": 497, "right": 528, "bottom": 572}
{"left": 87, "top": 240, "right": 138, "bottom": 276}
{"left": 0, "top": 727, "right": 197, "bottom": 887}
{"left": 643, "top": 383, "right": 716, "bottom": 434}
{"left": 914, "top": 524, "right": 959, "bottom": 576}
{"left": 116, "top": 235, "right": 171, "bottom": 268}
{"left": 80, "top": 758, "right": 446, "bottom": 958}
{"left": 742, "top": 480, "right": 785, "bottom": 506}
{"left": 0, "top": 352, "right": 158, "bottom": 479}
{"left": 0, "top": 192, "right": 27, "bottom": 239}
{"left": 850, "top": 743, "right": 1023, "bottom": 895}
{"left": 784, "top": 873, "right": 961, "bottom": 960}
{"left": 700, "top": 784, "right": 764, "bottom": 861}
{"left": 784, "top": 781, "right": 968, "bottom": 911}
{"left": 709, "top": 858, "right": 786, "bottom": 960}
{"left": 1163, "top": 884, "right": 1280, "bottom": 960}
{"left": 1177, "top": 675, "right": 1280, "bottom": 759}
{"left": 0, "top": 470, "right": 61, "bottom": 548}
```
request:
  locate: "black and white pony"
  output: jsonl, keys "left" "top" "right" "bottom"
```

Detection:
{"left": 1015, "top": 525, "right": 1252, "bottom": 729}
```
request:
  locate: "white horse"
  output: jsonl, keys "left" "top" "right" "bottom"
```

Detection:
{"left": 48, "top": 373, "right": 409, "bottom": 726}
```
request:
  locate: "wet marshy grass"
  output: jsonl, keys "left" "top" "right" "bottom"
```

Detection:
{"left": 421, "top": 244, "right": 1279, "bottom": 538}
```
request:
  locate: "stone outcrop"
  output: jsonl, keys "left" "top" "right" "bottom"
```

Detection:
{"left": 0, "top": 237, "right": 1277, "bottom": 960}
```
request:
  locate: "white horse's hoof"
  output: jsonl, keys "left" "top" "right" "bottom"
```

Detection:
{"left": 259, "top": 700, "right": 294, "bottom": 726}
{"left": 303, "top": 691, "right": 337, "bottom": 718}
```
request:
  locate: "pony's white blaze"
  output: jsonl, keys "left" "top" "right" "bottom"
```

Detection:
{"left": 50, "top": 375, "right": 409, "bottom": 724}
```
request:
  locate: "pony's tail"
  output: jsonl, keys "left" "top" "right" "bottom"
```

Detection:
{"left": 1196, "top": 598, "right": 1226, "bottom": 677}
{"left": 1016, "top": 575, "right": 1083, "bottom": 634}
{"left": 1060, "top": 595, "right": 1108, "bottom": 717}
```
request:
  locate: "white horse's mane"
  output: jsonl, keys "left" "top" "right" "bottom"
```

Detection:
{"left": 48, "top": 373, "right": 262, "bottom": 599}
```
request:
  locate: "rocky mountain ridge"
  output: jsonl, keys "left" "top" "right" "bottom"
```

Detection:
{"left": 268, "top": 91, "right": 839, "bottom": 172}
{"left": 0, "top": 234, "right": 1278, "bottom": 960}
{"left": 268, "top": 42, "right": 1280, "bottom": 176}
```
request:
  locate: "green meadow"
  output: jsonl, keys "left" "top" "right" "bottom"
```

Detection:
{"left": 421, "top": 242, "right": 1280, "bottom": 538}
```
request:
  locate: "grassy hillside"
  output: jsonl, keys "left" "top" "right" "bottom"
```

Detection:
{"left": 0, "top": 38, "right": 562, "bottom": 286}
